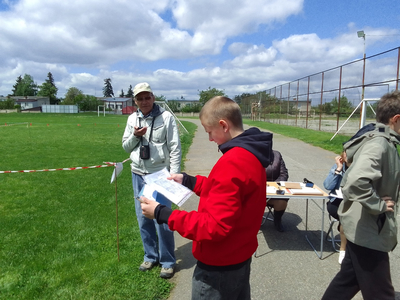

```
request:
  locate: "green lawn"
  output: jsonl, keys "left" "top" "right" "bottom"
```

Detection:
{"left": 0, "top": 113, "right": 196, "bottom": 300}
{"left": 243, "top": 119, "right": 352, "bottom": 154}
{"left": 0, "top": 112, "right": 368, "bottom": 299}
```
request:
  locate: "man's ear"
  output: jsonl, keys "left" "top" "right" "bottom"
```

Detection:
{"left": 389, "top": 115, "right": 400, "bottom": 125}
{"left": 218, "top": 119, "right": 229, "bottom": 132}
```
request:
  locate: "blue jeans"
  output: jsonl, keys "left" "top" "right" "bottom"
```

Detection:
{"left": 131, "top": 172, "right": 176, "bottom": 268}
{"left": 191, "top": 258, "right": 252, "bottom": 300}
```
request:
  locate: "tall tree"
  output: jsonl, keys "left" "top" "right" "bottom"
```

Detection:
{"left": 37, "top": 72, "right": 58, "bottom": 104}
{"left": 64, "top": 87, "right": 83, "bottom": 105}
{"left": 198, "top": 87, "right": 226, "bottom": 106}
{"left": 11, "top": 75, "right": 22, "bottom": 96}
{"left": 12, "top": 74, "right": 37, "bottom": 96}
{"left": 119, "top": 89, "right": 125, "bottom": 97}
{"left": 103, "top": 78, "right": 114, "bottom": 97}
{"left": 126, "top": 85, "right": 133, "bottom": 98}
{"left": 78, "top": 95, "right": 102, "bottom": 111}
{"left": 234, "top": 92, "right": 253, "bottom": 105}
{"left": 330, "top": 95, "right": 354, "bottom": 116}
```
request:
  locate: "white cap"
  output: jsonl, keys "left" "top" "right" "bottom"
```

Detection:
{"left": 133, "top": 82, "right": 152, "bottom": 97}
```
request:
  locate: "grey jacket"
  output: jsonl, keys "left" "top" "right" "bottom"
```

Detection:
{"left": 122, "top": 104, "right": 181, "bottom": 175}
{"left": 339, "top": 122, "right": 400, "bottom": 252}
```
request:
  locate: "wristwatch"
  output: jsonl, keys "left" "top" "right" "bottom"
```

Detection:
{"left": 334, "top": 169, "right": 341, "bottom": 174}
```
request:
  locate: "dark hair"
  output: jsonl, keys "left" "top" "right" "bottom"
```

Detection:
{"left": 376, "top": 90, "right": 400, "bottom": 124}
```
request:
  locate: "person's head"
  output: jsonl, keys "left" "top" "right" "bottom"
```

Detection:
{"left": 133, "top": 82, "right": 155, "bottom": 115}
{"left": 199, "top": 96, "right": 244, "bottom": 145}
{"left": 376, "top": 90, "right": 400, "bottom": 132}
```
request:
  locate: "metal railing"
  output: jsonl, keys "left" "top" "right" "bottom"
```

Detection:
{"left": 241, "top": 47, "right": 400, "bottom": 135}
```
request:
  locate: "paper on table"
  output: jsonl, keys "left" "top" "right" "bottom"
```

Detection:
{"left": 289, "top": 187, "right": 324, "bottom": 195}
{"left": 267, "top": 186, "right": 277, "bottom": 194}
{"left": 280, "top": 182, "right": 303, "bottom": 189}
{"left": 142, "top": 168, "right": 193, "bottom": 206}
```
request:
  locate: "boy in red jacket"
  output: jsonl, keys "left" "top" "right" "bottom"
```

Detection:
{"left": 140, "top": 96, "right": 273, "bottom": 300}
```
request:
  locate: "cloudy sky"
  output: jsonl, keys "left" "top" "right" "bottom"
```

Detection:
{"left": 0, "top": 0, "right": 399, "bottom": 100}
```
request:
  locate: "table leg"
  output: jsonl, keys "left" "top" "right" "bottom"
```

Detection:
{"left": 305, "top": 198, "right": 326, "bottom": 259}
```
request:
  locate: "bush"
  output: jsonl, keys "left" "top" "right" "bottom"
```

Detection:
{"left": 0, "top": 98, "right": 15, "bottom": 109}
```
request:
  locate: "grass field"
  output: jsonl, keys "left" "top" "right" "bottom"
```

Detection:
{"left": 0, "top": 112, "right": 377, "bottom": 299}
{"left": 0, "top": 113, "right": 196, "bottom": 300}
{"left": 243, "top": 120, "right": 351, "bottom": 154}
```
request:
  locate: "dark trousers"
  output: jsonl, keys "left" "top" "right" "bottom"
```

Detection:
{"left": 191, "top": 258, "right": 251, "bottom": 300}
{"left": 322, "top": 241, "right": 394, "bottom": 300}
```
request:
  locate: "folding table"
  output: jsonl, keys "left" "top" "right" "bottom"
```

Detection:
{"left": 266, "top": 181, "right": 330, "bottom": 259}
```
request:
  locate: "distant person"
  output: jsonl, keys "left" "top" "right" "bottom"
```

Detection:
{"left": 266, "top": 150, "right": 289, "bottom": 232}
{"left": 322, "top": 91, "right": 400, "bottom": 300}
{"left": 122, "top": 82, "right": 181, "bottom": 279}
{"left": 140, "top": 96, "right": 273, "bottom": 300}
{"left": 323, "top": 151, "right": 349, "bottom": 264}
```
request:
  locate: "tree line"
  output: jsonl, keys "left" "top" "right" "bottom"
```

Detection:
{"left": 4, "top": 72, "right": 372, "bottom": 117}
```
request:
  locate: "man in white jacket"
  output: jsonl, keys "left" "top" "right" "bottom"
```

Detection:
{"left": 122, "top": 82, "right": 181, "bottom": 279}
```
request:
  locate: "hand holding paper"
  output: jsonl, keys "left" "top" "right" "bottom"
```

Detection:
{"left": 168, "top": 173, "right": 183, "bottom": 184}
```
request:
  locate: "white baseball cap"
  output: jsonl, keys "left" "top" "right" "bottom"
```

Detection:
{"left": 133, "top": 82, "right": 153, "bottom": 97}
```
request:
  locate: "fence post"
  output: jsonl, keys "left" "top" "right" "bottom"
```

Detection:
{"left": 337, "top": 66, "right": 343, "bottom": 131}
{"left": 319, "top": 72, "right": 324, "bottom": 131}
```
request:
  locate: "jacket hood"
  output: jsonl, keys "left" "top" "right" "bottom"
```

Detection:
{"left": 150, "top": 103, "right": 163, "bottom": 117}
{"left": 344, "top": 123, "right": 400, "bottom": 163}
{"left": 219, "top": 127, "right": 273, "bottom": 167}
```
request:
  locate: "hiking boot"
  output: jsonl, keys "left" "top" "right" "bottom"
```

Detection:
{"left": 139, "top": 261, "right": 156, "bottom": 272}
{"left": 160, "top": 267, "right": 174, "bottom": 279}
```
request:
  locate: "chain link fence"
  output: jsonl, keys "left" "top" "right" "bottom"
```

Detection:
{"left": 239, "top": 47, "right": 400, "bottom": 136}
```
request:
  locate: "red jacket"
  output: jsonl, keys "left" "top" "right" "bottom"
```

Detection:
{"left": 168, "top": 147, "right": 267, "bottom": 266}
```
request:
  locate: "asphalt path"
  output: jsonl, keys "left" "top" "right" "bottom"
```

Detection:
{"left": 168, "top": 118, "right": 400, "bottom": 300}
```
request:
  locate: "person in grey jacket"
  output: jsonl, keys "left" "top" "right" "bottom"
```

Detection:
{"left": 122, "top": 82, "right": 181, "bottom": 279}
{"left": 322, "top": 91, "right": 400, "bottom": 300}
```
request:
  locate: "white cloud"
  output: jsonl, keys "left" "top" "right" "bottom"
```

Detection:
{"left": 0, "top": 0, "right": 398, "bottom": 101}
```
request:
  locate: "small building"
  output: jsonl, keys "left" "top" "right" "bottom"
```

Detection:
{"left": 98, "top": 97, "right": 135, "bottom": 114}
{"left": 13, "top": 96, "right": 50, "bottom": 111}
{"left": 288, "top": 98, "right": 312, "bottom": 114}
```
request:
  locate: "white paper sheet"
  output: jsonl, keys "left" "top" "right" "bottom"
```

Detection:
{"left": 142, "top": 168, "right": 193, "bottom": 206}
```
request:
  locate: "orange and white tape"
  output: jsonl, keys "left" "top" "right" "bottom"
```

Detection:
{"left": 0, "top": 158, "right": 131, "bottom": 174}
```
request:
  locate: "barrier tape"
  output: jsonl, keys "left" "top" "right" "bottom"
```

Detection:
{"left": 0, "top": 158, "right": 131, "bottom": 174}
{"left": 1, "top": 122, "right": 29, "bottom": 127}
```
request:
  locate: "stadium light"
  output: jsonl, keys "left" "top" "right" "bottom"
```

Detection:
{"left": 357, "top": 31, "right": 366, "bottom": 57}
{"left": 357, "top": 30, "right": 367, "bottom": 128}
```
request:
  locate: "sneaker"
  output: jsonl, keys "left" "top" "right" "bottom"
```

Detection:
{"left": 160, "top": 267, "right": 174, "bottom": 279}
{"left": 139, "top": 261, "right": 156, "bottom": 272}
{"left": 338, "top": 251, "right": 345, "bottom": 264}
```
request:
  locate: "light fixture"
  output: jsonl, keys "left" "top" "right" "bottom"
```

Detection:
{"left": 357, "top": 30, "right": 365, "bottom": 39}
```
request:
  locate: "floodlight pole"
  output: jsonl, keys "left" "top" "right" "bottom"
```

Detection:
{"left": 357, "top": 31, "right": 367, "bottom": 128}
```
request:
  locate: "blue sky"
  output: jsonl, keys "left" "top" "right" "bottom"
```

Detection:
{"left": 0, "top": 0, "right": 399, "bottom": 100}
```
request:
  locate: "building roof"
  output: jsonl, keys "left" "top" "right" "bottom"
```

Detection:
{"left": 15, "top": 99, "right": 39, "bottom": 103}
{"left": 10, "top": 96, "right": 49, "bottom": 101}
{"left": 99, "top": 97, "right": 131, "bottom": 103}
